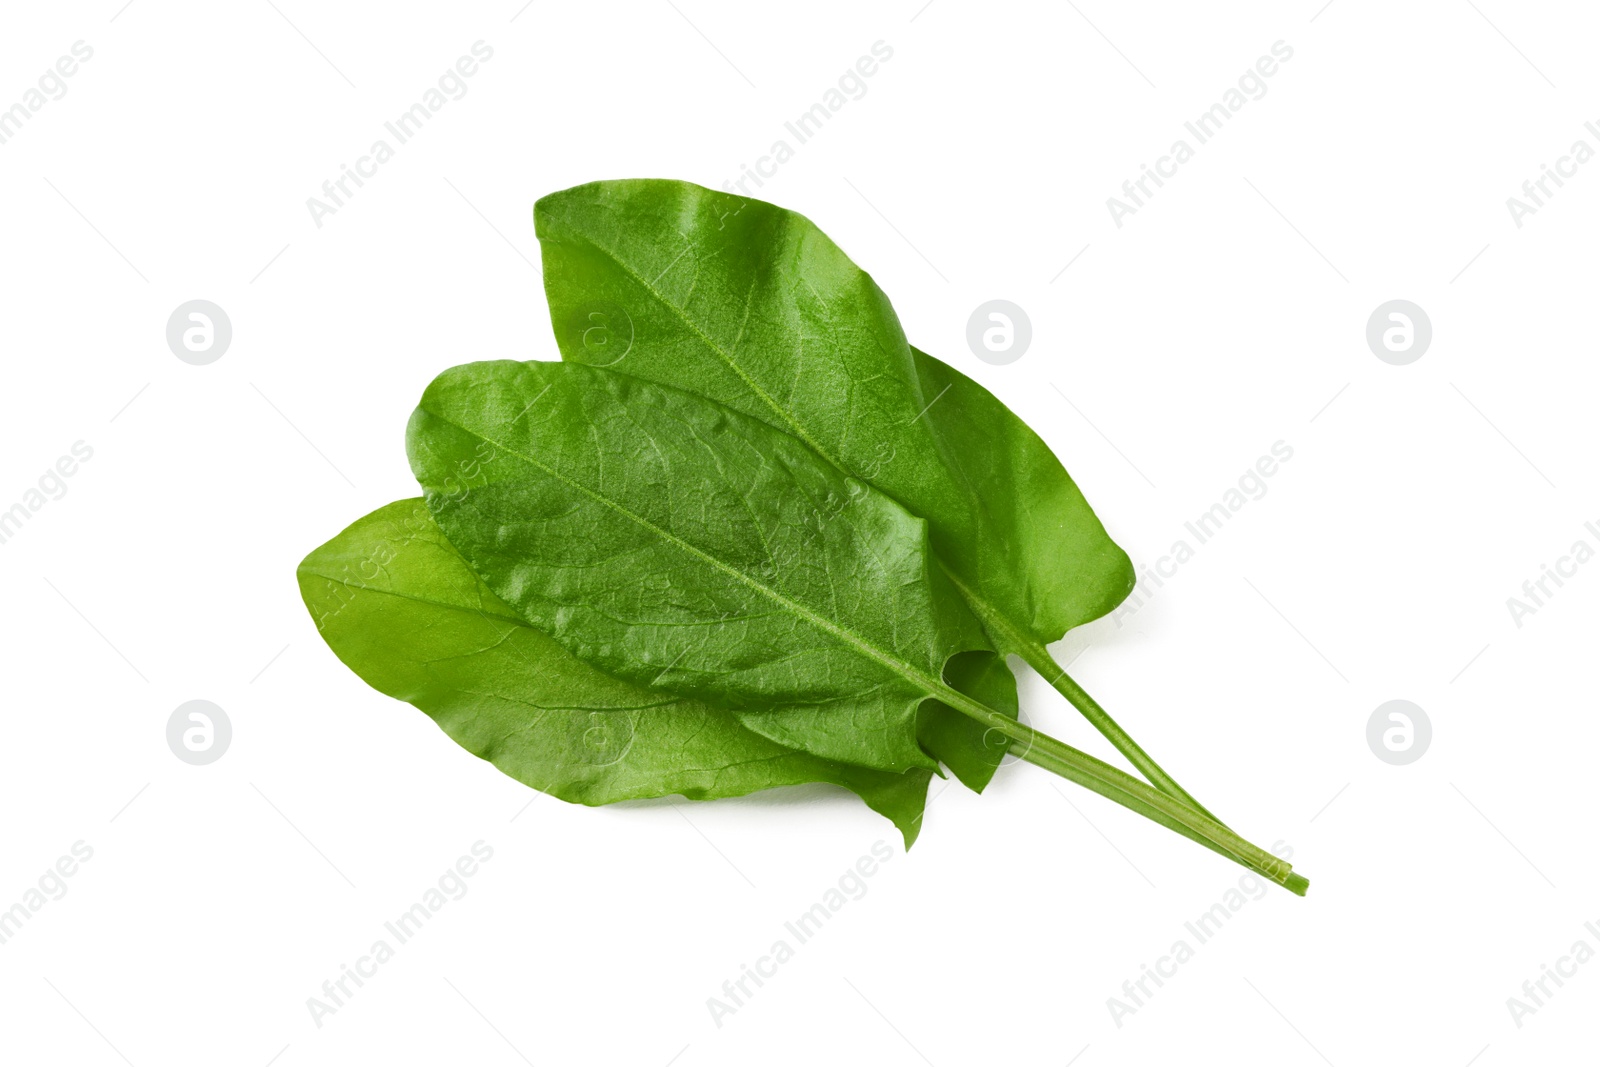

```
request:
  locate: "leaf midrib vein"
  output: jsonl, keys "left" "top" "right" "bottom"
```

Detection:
{"left": 427, "top": 408, "right": 953, "bottom": 707}
{"left": 551, "top": 215, "right": 1030, "bottom": 660}
{"left": 552, "top": 219, "right": 842, "bottom": 470}
{"left": 299, "top": 568, "right": 525, "bottom": 626}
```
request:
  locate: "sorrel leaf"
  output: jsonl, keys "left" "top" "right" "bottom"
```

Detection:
{"left": 297, "top": 498, "right": 936, "bottom": 845}
{"left": 405, "top": 359, "right": 1003, "bottom": 777}
{"left": 534, "top": 179, "right": 1131, "bottom": 637}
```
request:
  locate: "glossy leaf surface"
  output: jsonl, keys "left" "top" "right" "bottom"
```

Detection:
{"left": 297, "top": 498, "right": 936, "bottom": 844}
{"left": 406, "top": 359, "right": 1002, "bottom": 776}
{"left": 535, "top": 179, "right": 1136, "bottom": 660}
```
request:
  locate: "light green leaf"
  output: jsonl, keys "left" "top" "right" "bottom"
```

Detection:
{"left": 297, "top": 498, "right": 936, "bottom": 845}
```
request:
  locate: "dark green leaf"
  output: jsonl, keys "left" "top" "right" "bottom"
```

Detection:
{"left": 533, "top": 178, "right": 1134, "bottom": 649}
{"left": 405, "top": 359, "right": 999, "bottom": 777}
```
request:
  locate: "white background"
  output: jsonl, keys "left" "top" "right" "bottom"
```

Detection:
{"left": 1, "top": 1, "right": 1596, "bottom": 1064}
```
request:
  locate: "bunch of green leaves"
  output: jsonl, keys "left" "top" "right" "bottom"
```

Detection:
{"left": 297, "top": 179, "right": 1308, "bottom": 894}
